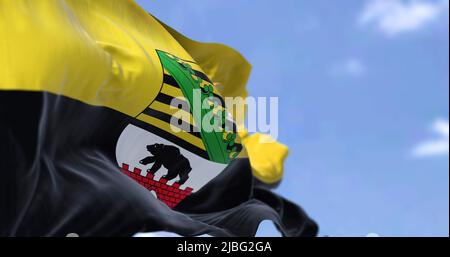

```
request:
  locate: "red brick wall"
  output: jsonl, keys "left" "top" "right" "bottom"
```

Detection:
{"left": 121, "top": 163, "right": 193, "bottom": 208}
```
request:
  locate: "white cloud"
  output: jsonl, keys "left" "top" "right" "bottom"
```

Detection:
{"left": 412, "top": 119, "right": 449, "bottom": 157}
{"left": 359, "top": 0, "right": 449, "bottom": 36}
{"left": 331, "top": 58, "right": 366, "bottom": 77}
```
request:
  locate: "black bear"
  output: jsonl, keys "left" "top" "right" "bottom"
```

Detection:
{"left": 139, "top": 143, "right": 192, "bottom": 185}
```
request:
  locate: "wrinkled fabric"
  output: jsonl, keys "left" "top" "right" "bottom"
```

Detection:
{"left": 0, "top": 91, "right": 318, "bottom": 236}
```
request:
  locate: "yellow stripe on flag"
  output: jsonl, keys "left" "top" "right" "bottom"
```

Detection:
{"left": 160, "top": 84, "right": 184, "bottom": 99}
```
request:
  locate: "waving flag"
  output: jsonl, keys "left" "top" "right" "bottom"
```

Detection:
{"left": 0, "top": 0, "right": 317, "bottom": 236}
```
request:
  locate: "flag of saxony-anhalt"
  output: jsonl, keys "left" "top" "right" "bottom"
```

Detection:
{"left": 0, "top": 0, "right": 318, "bottom": 237}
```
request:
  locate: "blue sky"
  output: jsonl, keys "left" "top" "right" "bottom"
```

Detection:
{"left": 136, "top": 0, "right": 449, "bottom": 236}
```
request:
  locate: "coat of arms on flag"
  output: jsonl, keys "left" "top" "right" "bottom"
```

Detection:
{"left": 116, "top": 50, "right": 242, "bottom": 208}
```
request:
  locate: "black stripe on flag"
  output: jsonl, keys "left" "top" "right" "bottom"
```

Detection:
{"left": 163, "top": 74, "right": 180, "bottom": 88}
{"left": 155, "top": 93, "right": 191, "bottom": 112}
{"left": 193, "top": 70, "right": 213, "bottom": 84}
